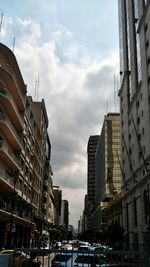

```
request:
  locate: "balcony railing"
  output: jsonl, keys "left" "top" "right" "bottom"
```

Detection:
{"left": 0, "top": 168, "right": 14, "bottom": 187}
{"left": 0, "top": 112, "right": 23, "bottom": 148}
{"left": 0, "top": 140, "right": 21, "bottom": 169}
{"left": 0, "top": 64, "right": 25, "bottom": 108}
{"left": 0, "top": 87, "right": 24, "bottom": 128}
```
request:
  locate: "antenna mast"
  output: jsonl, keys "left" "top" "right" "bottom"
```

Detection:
{"left": 34, "top": 73, "right": 40, "bottom": 101}
{"left": 12, "top": 37, "right": 15, "bottom": 53}
{"left": 114, "top": 73, "right": 119, "bottom": 112}
{"left": 0, "top": 13, "right": 4, "bottom": 41}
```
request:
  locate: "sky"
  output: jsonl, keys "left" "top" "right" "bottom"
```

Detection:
{"left": 0, "top": 0, "right": 120, "bottom": 228}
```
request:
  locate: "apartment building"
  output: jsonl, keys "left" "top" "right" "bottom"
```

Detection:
{"left": 118, "top": 0, "right": 150, "bottom": 252}
{"left": 0, "top": 43, "right": 54, "bottom": 248}
{"left": 87, "top": 135, "right": 99, "bottom": 230}
{"left": 92, "top": 113, "right": 121, "bottom": 231}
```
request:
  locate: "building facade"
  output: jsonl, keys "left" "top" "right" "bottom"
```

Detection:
{"left": 118, "top": 0, "right": 150, "bottom": 252}
{"left": 53, "top": 186, "right": 62, "bottom": 225}
{"left": 92, "top": 113, "right": 121, "bottom": 231}
{"left": 0, "top": 43, "right": 54, "bottom": 248}
{"left": 60, "top": 200, "right": 69, "bottom": 230}
{"left": 87, "top": 135, "right": 99, "bottom": 230}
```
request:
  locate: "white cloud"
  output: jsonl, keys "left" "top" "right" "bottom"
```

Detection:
{"left": 3, "top": 17, "right": 119, "bottom": 227}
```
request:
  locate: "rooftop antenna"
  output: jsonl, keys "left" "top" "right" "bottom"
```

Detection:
{"left": 34, "top": 73, "right": 40, "bottom": 101}
{"left": 34, "top": 78, "right": 38, "bottom": 101}
{"left": 114, "top": 73, "right": 119, "bottom": 112}
{"left": 114, "top": 74, "right": 116, "bottom": 112}
{"left": 0, "top": 13, "right": 4, "bottom": 41}
{"left": 37, "top": 73, "right": 40, "bottom": 101}
{"left": 106, "top": 96, "right": 108, "bottom": 114}
{"left": 12, "top": 37, "right": 15, "bottom": 53}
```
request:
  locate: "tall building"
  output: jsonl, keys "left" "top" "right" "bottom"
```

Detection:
{"left": 53, "top": 186, "right": 62, "bottom": 225}
{"left": 118, "top": 1, "right": 150, "bottom": 252}
{"left": 87, "top": 135, "right": 99, "bottom": 230}
{"left": 0, "top": 43, "right": 54, "bottom": 248}
{"left": 60, "top": 200, "right": 69, "bottom": 229}
{"left": 92, "top": 113, "right": 121, "bottom": 231}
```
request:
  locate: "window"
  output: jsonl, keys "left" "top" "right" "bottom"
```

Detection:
{"left": 143, "top": 190, "right": 149, "bottom": 224}
{"left": 133, "top": 198, "right": 138, "bottom": 226}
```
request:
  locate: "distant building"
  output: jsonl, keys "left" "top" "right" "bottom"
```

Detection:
{"left": 53, "top": 186, "right": 62, "bottom": 225}
{"left": 87, "top": 135, "right": 99, "bottom": 230}
{"left": 60, "top": 199, "right": 69, "bottom": 229}
{"left": 92, "top": 113, "right": 121, "bottom": 231}
{"left": 78, "top": 215, "right": 84, "bottom": 234}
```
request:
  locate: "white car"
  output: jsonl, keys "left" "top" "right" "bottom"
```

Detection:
{"left": 62, "top": 244, "right": 73, "bottom": 250}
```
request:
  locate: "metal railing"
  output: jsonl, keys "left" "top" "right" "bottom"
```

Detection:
{"left": 0, "top": 140, "right": 21, "bottom": 169}
{"left": 0, "top": 112, "right": 23, "bottom": 149}
{"left": 0, "top": 87, "right": 24, "bottom": 127}
{"left": 0, "top": 247, "right": 147, "bottom": 267}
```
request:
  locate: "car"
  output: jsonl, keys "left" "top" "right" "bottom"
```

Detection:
{"left": 0, "top": 250, "right": 28, "bottom": 267}
{"left": 51, "top": 251, "right": 108, "bottom": 267}
{"left": 78, "top": 245, "right": 90, "bottom": 251}
{"left": 0, "top": 249, "right": 41, "bottom": 267}
{"left": 55, "top": 242, "right": 62, "bottom": 249}
{"left": 51, "top": 252, "right": 73, "bottom": 267}
{"left": 62, "top": 244, "right": 73, "bottom": 250}
{"left": 74, "top": 254, "right": 107, "bottom": 267}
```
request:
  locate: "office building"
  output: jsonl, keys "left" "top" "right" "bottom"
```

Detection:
{"left": 92, "top": 113, "right": 121, "bottom": 231}
{"left": 118, "top": 0, "right": 150, "bottom": 252}
{"left": 87, "top": 135, "right": 99, "bottom": 230}
{"left": 60, "top": 200, "right": 69, "bottom": 229}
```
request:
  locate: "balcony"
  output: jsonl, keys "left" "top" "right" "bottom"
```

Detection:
{"left": 0, "top": 168, "right": 19, "bottom": 192}
{"left": 0, "top": 112, "right": 23, "bottom": 149}
{"left": 32, "top": 181, "right": 39, "bottom": 193}
{"left": 0, "top": 65, "right": 26, "bottom": 111}
{"left": 31, "top": 198, "right": 38, "bottom": 210}
{"left": 33, "top": 168, "right": 41, "bottom": 180}
{"left": 0, "top": 140, "right": 21, "bottom": 170}
{"left": 0, "top": 87, "right": 24, "bottom": 130}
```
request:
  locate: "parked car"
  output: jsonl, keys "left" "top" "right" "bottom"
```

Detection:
{"left": 51, "top": 252, "right": 73, "bottom": 267}
{"left": 0, "top": 250, "right": 28, "bottom": 267}
{"left": 62, "top": 244, "right": 73, "bottom": 250}
{"left": 55, "top": 242, "right": 62, "bottom": 249}
{"left": 74, "top": 254, "right": 107, "bottom": 267}
{"left": 0, "top": 249, "right": 41, "bottom": 267}
{"left": 51, "top": 252, "right": 108, "bottom": 267}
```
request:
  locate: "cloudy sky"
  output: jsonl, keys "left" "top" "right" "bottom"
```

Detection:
{"left": 0, "top": 0, "right": 119, "bottom": 228}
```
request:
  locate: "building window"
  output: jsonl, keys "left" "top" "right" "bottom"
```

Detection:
{"left": 133, "top": 198, "right": 138, "bottom": 226}
{"left": 142, "top": 128, "right": 145, "bottom": 135}
{"left": 143, "top": 189, "right": 149, "bottom": 224}
{"left": 134, "top": 0, "right": 142, "bottom": 84}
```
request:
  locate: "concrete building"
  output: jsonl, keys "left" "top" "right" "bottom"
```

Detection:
{"left": 0, "top": 43, "right": 54, "bottom": 248}
{"left": 78, "top": 215, "right": 84, "bottom": 235}
{"left": 31, "top": 100, "right": 55, "bottom": 232}
{"left": 118, "top": 0, "right": 150, "bottom": 252}
{"left": 60, "top": 200, "right": 69, "bottom": 229}
{"left": 87, "top": 135, "right": 99, "bottom": 230}
{"left": 92, "top": 113, "right": 121, "bottom": 231}
{"left": 53, "top": 186, "right": 62, "bottom": 225}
